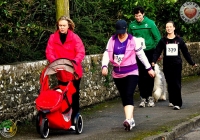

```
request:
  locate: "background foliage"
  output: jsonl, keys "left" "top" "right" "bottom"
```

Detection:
{"left": 0, "top": 0, "right": 199, "bottom": 64}
{"left": 0, "top": 0, "right": 56, "bottom": 64}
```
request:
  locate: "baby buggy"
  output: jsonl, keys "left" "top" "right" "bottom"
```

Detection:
{"left": 35, "top": 58, "right": 83, "bottom": 138}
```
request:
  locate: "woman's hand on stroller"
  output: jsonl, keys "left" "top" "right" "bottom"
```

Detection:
{"left": 71, "top": 60, "right": 77, "bottom": 65}
{"left": 74, "top": 72, "right": 79, "bottom": 80}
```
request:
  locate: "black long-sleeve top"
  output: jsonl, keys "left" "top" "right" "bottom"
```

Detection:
{"left": 152, "top": 36, "right": 195, "bottom": 66}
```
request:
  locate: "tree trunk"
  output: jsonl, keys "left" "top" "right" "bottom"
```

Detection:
{"left": 55, "top": 0, "right": 70, "bottom": 21}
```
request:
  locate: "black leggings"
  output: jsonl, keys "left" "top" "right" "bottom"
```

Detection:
{"left": 113, "top": 75, "right": 138, "bottom": 106}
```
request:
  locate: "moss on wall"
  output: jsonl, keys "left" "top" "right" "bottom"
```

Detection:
{"left": 0, "top": 42, "right": 199, "bottom": 122}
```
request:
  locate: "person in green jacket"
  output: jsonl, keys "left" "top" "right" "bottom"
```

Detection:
{"left": 128, "top": 6, "right": 161, "bottom": 108}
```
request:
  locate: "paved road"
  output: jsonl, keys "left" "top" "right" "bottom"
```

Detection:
{"left": 176, "top": 126, "right": 200, "bottom": 140}
{"left": 4, "top": 76, "right": 200, "bottom": 140}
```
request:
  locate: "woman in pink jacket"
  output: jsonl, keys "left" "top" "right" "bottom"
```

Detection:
{"left": 46, "top": 16, "right": 85, "bottom": 125}
{"left": 102, "top": 19, "right": 155, "bottom": 131}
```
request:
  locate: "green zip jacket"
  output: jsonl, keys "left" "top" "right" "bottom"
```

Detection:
{"left": 128, "top": 16, "right": 161, "bottom": 51}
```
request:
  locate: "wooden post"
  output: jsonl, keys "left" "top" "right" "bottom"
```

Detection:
{"left": 55, "top": 0, "right": 70, "bottom": 21}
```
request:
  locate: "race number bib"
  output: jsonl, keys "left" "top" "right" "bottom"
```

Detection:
{"left": 134, "top": 37, "right": 146, "bottom": 49}
{"left": 114, "top": 54, "right": 124, "bottom": 65}
{"left": 166, "top": 44, "right": 178, "bottom": 56}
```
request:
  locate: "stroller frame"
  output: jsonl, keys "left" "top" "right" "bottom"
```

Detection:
{"left": 35, "top": 58, "right": 83, "bottom": 138}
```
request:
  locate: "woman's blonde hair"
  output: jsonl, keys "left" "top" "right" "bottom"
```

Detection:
{"left": 56, "top": 16, "right": 75, "bottom": 31}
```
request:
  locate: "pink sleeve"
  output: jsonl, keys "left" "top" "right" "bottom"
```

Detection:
{"left": 73, "top": 34, "right": 85, "bottom": 64}
{"left": 45, "top": 34, "right": 56, "bottom": 62}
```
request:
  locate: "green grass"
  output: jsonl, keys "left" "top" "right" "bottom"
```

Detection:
{"left": 129, "top": 113, "right": 200, "bottom": 140}
{"left": 182, "top": 75, "right": 200, "bottom": 82}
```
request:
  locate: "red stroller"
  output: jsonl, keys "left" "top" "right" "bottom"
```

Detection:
{"left": 35, "top": 58, "right": 83, "bottom": 138}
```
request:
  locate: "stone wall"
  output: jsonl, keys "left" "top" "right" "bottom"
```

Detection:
{"left": 0, "top": 42, "right": 199, "bottom": 122}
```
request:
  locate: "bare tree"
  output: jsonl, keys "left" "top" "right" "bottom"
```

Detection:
{"left": 55, "top": 0, "right": 70, "bottom": 20}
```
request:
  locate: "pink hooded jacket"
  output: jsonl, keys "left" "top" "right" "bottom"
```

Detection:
{"left": 102, "top": 34, "right": 151, "bottom": 78}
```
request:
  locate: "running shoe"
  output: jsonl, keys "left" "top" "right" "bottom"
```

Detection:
{"left": 173, "top": 106, "right": 180, "bottom": 110}
{"left": 147, "top": 97, "right": 155, "bottom": 107}
{"left": 139, "top": 98, "right": 147, "bottom": 107}
{"left": 123, "top": 119, "right": 135, "bottom": 131}
{"left": 169, "top": 103, "right": 174, "bottom": 107}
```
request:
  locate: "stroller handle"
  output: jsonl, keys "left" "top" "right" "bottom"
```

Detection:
{"left": 43, "top": 58, "right": 75, "bottom": 77}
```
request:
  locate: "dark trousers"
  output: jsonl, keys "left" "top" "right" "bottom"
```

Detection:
{"left": 113, "top": 75, "right": 138, "bottom": 106}
{"left": 163, "top": 64, "right": 182, "bottom": 107}
{"left": 58, "top": 78, "right": 81, "bottom": 124}
{"left": 136, "top": 49, "right": 155, "bottom": 100}
{"left": 71, "top": 78, "right": 81, "bottom": 123}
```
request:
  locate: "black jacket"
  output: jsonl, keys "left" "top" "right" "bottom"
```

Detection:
{"left": 152, "top": 36, "right": 195, "bottom": 66}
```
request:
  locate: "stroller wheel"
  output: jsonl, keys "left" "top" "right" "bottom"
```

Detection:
{"left": 40, "top": 118, "right": 49, "bottom": 138}
{"left": 36, "top": 113, "right": 40, "bottom": 134}
{"left": 74, "top": 114, "right": 83, "bottom": 134}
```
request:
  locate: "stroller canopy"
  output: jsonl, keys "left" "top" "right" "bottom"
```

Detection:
{"left": 43, "top": 59, "right": 75, "bottom": 78}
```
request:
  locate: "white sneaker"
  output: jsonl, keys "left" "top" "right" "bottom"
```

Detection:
{"left": 169, "top": 103, "right": 174, "bottom": 107}
{"left": 147, "top": 97, "right": 155, "bottom": 107}
{"left": 123, "top": 119, "right": 135, "bottom": 131}
{"left": 173, "top": 106, "right": 180, "bottom": 110}
{"left": 130, "top": 119, "right": 135, "bottom": 130}
{"left": 139, "top": 98, "right": 147, "bottom": 107}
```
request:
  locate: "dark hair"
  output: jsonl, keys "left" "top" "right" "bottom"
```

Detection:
{"left": 166, "top": 21, "right": 175, "bottom": 27}
{"left": 166, "top": 20, "right": 180, "bottom": 36}
{"left": 133, "top": 6, "right": 144, "bottom": 14}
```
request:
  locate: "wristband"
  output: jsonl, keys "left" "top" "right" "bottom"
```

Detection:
{"left": 147, "top": 67, "right": 152, "bottom": 71}
{"left": 102, "top": 65, "right": 108, "bottom": 69}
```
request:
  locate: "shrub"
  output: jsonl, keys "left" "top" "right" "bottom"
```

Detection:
{"left": 0, "top": 0, "right": 56, "bottom": 64}
{"left": 0, "top": 0, "right": 199, "bottom": 64}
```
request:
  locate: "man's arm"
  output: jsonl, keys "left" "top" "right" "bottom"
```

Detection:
{"left": 151, "top": 22, "right": 161, "bottom": 48}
